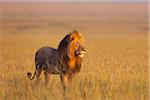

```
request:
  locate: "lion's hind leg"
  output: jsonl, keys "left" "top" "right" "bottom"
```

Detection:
{"left": 35, "top": 68, "right": 42, "bottom": 81}
{"left": 32, "top": 64, "right": 41, "bottom": 84}
{"left": 44, "top": 71, "right": 50, "bottom": 85}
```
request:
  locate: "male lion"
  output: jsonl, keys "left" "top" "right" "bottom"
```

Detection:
{"left": 27, "top": 30, "right": 86, "bottom": 90}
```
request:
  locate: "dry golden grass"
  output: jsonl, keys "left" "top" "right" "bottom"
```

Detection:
{"left": 0, "top": 33, "right": 148, "bottom": 100}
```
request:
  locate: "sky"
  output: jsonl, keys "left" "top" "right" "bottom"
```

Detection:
{"left": 0, "top": 0, "right": 148, "bottom": 2}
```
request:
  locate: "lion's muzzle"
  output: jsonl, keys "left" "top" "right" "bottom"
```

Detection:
{"left": 76, "top": 49, "right": 86, "bottom": 58}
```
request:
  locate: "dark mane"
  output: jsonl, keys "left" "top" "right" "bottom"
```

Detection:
{"left": 58, "top": 34, "right": 70, "bottom": 53}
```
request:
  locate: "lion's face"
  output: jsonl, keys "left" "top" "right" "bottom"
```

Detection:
{"left": 74, "top": 41, "right": 86, "bottom": 58}
{"left": 67, "top": 31, "right": 86, "bottom": 59}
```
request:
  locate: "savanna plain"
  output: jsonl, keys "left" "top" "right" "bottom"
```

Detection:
{"left": 0, "top": 2, "right": 148, "bottom": 100}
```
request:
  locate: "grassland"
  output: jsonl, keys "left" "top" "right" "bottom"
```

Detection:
{"left": 0, "top": 2, "right": 148, "bottom": 100}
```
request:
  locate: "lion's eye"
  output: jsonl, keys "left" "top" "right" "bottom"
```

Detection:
{"left": 71, "top": 37, "right": 74, "bottom": 41}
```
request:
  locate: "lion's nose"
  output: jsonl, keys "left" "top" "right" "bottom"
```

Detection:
{"left": 84, "top": 49, "right": 86, "bottom": 52}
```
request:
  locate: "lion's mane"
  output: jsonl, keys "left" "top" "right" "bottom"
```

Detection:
{"left": 58, "top": 30, "right": 85, "bottom": 74}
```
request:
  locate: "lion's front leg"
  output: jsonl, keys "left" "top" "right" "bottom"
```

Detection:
{"left": 60, "top": 73, "right": 73, "bottom": 89}
{"left": 60, "top": 73, "right": 72, "bottom": 99}
{"left": 60, "top": 73, "right": 69, "bottom": 91}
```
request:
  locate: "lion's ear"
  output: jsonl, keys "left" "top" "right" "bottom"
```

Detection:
{"left": 72, "top": 30, "right": 78, "bottom": 33}
{"left": 69, "top": 30, "right": 78, "bottom": 41}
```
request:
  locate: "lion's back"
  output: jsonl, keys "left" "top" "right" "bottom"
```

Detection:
{"left": 35, "top": 47, "right": 59, "bottom": 67}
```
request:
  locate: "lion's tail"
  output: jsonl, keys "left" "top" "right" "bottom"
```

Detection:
{"left": 27, "top": 71, "right": 36, "bottom": 80}
{"left": 27, "top": 60, "right": 36, "bottom": 80}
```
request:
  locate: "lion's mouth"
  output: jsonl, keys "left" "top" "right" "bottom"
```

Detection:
{"left": 76, "top": 51, "right": 85, "bottom": 58}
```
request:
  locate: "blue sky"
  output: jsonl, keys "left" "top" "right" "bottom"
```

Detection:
{"left": 0, "top": 0, "right": 148, "bottom": 2}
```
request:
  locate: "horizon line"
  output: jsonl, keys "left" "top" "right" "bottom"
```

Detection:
{"left": 0, "top": 0, "right": 148, "bottom": 3}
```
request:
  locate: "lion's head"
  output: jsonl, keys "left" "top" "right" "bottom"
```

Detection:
{"left": 58, "top": 30, "right": 86, "bottom": 73}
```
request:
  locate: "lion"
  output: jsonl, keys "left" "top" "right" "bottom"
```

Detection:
{"left": 27, "top": 30, "right": 86, "bottom": 90}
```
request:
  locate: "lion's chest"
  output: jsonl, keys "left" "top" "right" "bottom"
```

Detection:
{"left": 66, "top": 57, "right": 82, "bottom": 73}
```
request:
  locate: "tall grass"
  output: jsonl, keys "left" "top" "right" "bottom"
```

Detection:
{"left": 0, "top": 33, "right": 148, "bottom": 100}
